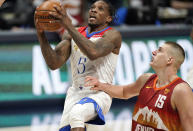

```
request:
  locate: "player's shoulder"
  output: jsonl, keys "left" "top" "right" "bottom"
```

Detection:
{"left": 135, "top": 73, "right": 154, "bottom": 88}
{"left": 173, "top": 82, "right": 192, "bottom": 95}
{"left": 105, "top": 27, "right": 121, "bottom": 36}
{"left": 171, "top": 81, "right": 193, "bottom": 110}
{"left": 104, "top": 27, "right": 122, "bottom": 44}
{"left": 138, "top": 73, "right": 154, "bottom": 82}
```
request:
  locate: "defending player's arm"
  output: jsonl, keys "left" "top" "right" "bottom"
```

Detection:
{"left": 85, "top": 73, "right": 152, "bottom": 99}
{"left": 35, "top": 19, "right": 71, "bottom": 70}
{"left": 49, "top": 4, "right": 122, "bottom": 60}
{"left": 172, "top": 83, "right": 193, "bottom": 130}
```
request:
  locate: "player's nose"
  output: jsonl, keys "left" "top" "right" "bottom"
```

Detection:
{"left": 90, "top": 7, "right": 97, "bottom": 13}
{"left": 152, "top": 50, "right": 157, "bottom": 55}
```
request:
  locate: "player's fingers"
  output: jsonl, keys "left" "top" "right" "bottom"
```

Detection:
{"left": 34, "top": 18, "right": 38, "bottom": 26}
{"left": 61, "top": 5, "right": 67, "bottom": 15}
{"left": 90, "top": 87, "right": 95, "bottom": 90}
{"left": 85, "top": 81, "right": 95, "bottom": 87}
{"left": 49, "top": 11, "right": 62, "bottom": 20}
{"left": 85, "top": 80, "right": 98, "bottom": 87}
{"left": 34, "top": 11, "right": 38, "bottom": 23}
{"left": 90, "top": 86, "right": 100, "bottom": 91}
{"left": 53, "top": 5, "right": 62, "bottom": 14}
{"left": 85, "top": 76, "right": 94, "bottom": 82}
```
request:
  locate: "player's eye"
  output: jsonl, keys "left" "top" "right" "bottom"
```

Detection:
{"left": 89, "top": 6, "right": 95, "bottom": 10}
{"left": 158, "top": 47, "right": 161, "bottom": 52}
{"left": 98, "top": 7, "right": 104, "bottom": 11}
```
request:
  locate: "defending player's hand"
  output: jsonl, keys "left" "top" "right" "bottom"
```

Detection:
{"left": 85, "top": 76, "right": 110, "bottom": 91}
{"left": 85, "top": 76, "right": 101, "bottom": 91}
{"left": 49, "top": 4, "right": 72, "bottom": 28}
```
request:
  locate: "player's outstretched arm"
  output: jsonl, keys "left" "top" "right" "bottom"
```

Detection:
{"left": 85, "top": 76, "right": 125, "bottom": 99}
{"left": 35, "top": 18, "right": 71, "bottom": 70}
{"left": 85, "top": 73, "right": 152, "bottom": 99}
{"left": 172, "top": 83, "right": 193, "bottom": 130}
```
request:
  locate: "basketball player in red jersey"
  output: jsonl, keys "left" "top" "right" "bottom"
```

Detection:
{"left": 85, "top": 41, "right": 193, "bottom": 131}
{"left": 35, "top": 0, "right": 122, "bottom": 131}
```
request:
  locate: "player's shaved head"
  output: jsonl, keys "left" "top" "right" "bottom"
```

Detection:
{"left": 165, "top": 41, "right": 185, "bottom": 70}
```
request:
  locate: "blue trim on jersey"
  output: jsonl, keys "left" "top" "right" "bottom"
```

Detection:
{"left": 59, "top": 125, "right": 86, "bottom": 131}
{"left": 86, "top": 27, "right": 110, "bottom": 38}
{"left": 59, "top": 97, "right": 105, "bottom": 131}
{"left": 59, "top": 125, "right": 71, "bottom": 131}
{"left": 77, "top": 97, "right": 105, "bottom": 125}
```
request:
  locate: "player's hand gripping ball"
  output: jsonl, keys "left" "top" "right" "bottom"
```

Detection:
{"left": 34, "top": 0, "right": 62, "bottom": 32}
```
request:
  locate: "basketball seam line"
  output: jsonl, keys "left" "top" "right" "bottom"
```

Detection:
{"left": 36, "top": 10, "right": 56, "bottom": 12}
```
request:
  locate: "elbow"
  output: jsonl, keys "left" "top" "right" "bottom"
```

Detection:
{"left": 121, "top": 95, "right": 129, "bottom": 99}
{"left": 86, "top": 51, "right": 100, "bottom": 60}
{"left": 114, "top": 96, "right": 128, "bottom": 99}
{"left": 47, "top": 63, "right": 59, "bottom": 70}
{"left": 122, "top": 96, "right": 129, "bottom": 100}
{"left": 88, "top": 56, "right": 98, "bottom": 61}
{"left": 49, "top": 66, "right": 58, "bottom": 70}
{"left": 122, "top": 93, "right": 134, "bottom": 99}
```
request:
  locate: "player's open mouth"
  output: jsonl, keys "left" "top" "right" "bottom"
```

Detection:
{"left": 89, "top": 16, "right": 96, "bottom": 20}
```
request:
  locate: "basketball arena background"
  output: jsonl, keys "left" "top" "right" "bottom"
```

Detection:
{"left": 0, "top": 25, "right": 193, "bottom": 131}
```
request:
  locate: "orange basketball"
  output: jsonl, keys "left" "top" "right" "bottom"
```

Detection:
{"left": 34, "top": 0, "right": 62, "bottom": 32}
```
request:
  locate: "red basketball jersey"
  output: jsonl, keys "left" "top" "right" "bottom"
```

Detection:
{"left": 132, "top": 74, "right": 185, "bottom": 131}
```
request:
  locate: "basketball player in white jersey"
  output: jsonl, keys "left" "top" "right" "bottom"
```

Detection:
{"left": 34, "top": 0, "right": 122, "bottom": 131}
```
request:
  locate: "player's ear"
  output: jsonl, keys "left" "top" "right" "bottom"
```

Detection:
{"left": 167, "top": 57, "right": 174, "bottom": 65}
{"left": 106, "top": 16, "right": 112, "bottom": 24}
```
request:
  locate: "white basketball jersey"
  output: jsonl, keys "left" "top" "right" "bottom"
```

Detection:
{"left": 70, "top": 26, "right": 118, "bottom": 91}
{"left": 59, "top": 27, "right": 119, "bottom": 128}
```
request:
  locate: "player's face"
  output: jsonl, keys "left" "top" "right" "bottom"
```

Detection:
{"left": 150, "top": 44, "right": 171, "bottom": 69}
{"left": 88, "top": 1, "right": 111, "bottom": 27}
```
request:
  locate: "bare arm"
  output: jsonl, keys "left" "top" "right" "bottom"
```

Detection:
{"left": 35, "top": 19, "right": 71, "bottom": 70}
{"left": 122, "top": 73, "right": 152, "bottom": 99}
{"left": 65, "top": 27, "right": 122, "bottom": 60}
{"left": 171, "top": 1, "right": 193, "bottom": 9}
{"left": 85, "top": 73, "right": 152, "bottom": 99}
{"left": 50, "top": 5, "right": 122, "bottom": 60}
{"left": 171, "top": 83, "right": 193, "bottom": 130}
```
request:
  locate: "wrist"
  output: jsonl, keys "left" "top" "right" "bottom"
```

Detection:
{"left": 103, "top": 83, "right": 111, "bottom": 90}
{"left": 63, "top": 22, "right": 73, "bottom": 30}
{"left": 37, "top": 30, "right": 44, "bottom": 35}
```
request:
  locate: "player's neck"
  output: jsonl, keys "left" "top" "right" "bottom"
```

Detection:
{"left": 88, "top": 24, "right": 109, "bottom": 33}
{"left": 155, "top": 69, "right": 178, "bottom": 88}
